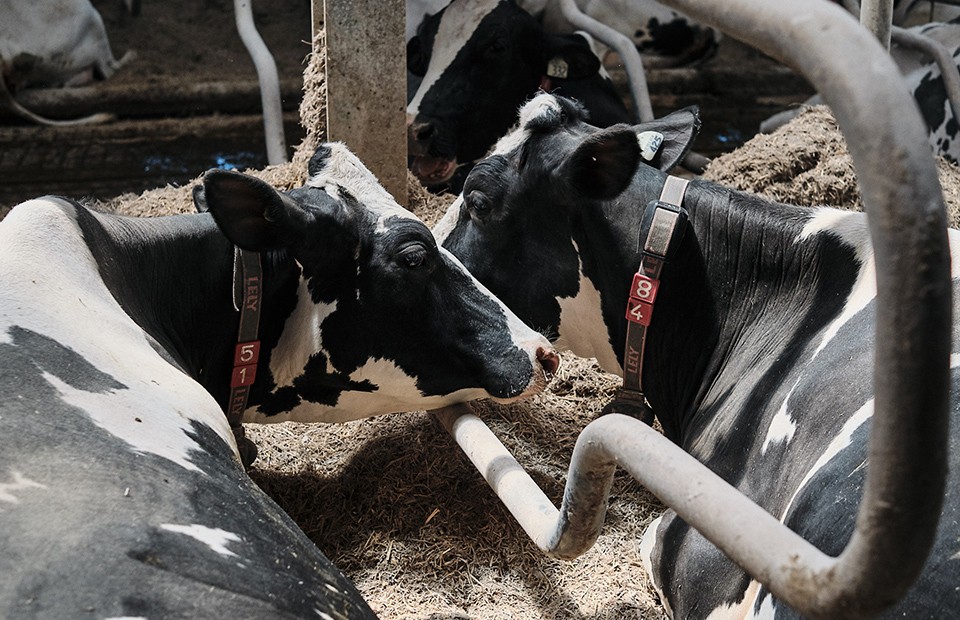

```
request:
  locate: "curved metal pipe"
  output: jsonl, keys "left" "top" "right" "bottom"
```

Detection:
{"left": 859, "top": 0, "right": 894, "bottom": 49}
{"left": 234, "top": 0, "right": 288, "bottom": 165}
{"left": 892, "top": 25, "right": 960, "bottom": 137}
{"left": 435, "top": 406, "right": 839, "bottom": 568}
{"left": 438, "top": 0, "right": 951, "bottom": 617}
{"left": 556, "top": 0, "right": 654, "bottom": 122}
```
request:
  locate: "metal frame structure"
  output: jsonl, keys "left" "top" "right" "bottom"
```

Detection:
{"left": 233, "top": 0, "right": 287, "bottom": 165}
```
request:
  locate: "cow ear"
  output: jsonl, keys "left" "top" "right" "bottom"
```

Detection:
{"left": 542, "top": 33, "right": 601, "bottom": 80}
{"left": 191, "top": 184, "right": 209, "bottom": 213}
{"left": 561, "top": 124, "right": 641, "bottom": 200}
{"left": 202, "top": 170, "right": 309, "bottom": 251}
{"left": 635, "top": 106, "right": 701, "bottom": 171}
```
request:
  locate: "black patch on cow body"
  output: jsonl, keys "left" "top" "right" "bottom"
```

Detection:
{"left": 0, "top": 326, "right": 375, "bottom": 619}
{"left": 915, "top": 70, "right": 948, "bottom": 133}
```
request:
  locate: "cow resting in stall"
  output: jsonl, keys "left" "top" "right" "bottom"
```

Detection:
{"left": 0, "top": 0, "right": 134, "bottom": 125}
{"left": 0, "top": 142, "right": 558, "bottom": 618}
{"left": 763, "top": 15, "right": 960, "bottom": 165}
{"left": 437, "top": 93, "right": 960, "bottom": 618}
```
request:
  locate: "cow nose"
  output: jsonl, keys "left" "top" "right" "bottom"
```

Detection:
{"left": 536, "top": 347, "right": 560, "bottom": 381}
{"left": 411, "top": 120, "right": 435, "bottom": 143}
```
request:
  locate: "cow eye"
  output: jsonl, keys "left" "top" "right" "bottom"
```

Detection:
{"left": 465, "top": 190, "right": 489, "bottom": 219}
{"left": 398, "top": 243, "right": 428, "bottom": 269}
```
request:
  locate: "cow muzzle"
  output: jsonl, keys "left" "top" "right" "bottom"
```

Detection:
{"left": 408, "top": 116, "right": 459, "bottom": 185}
{"left": 491, "top": 345, "right": 561, "bottom": 404}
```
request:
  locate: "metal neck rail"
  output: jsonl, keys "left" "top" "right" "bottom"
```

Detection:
{"left": 434, "top": 0, "right": 952, "bottom": 617}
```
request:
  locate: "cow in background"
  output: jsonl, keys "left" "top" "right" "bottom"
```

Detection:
{"left": 764, "top": 12, "right": 960, "bottom": 164}
{"left": 529, "top": 0, "right": 718, "bottom": 67}
{"left": 437, "top": 93, "right": 960, "bottom": 618}
{"left": 0, "top": 0, "right": 134, "bottom": 125}
{"left": 406, "top": 0, "right": 631, "bottom": 192}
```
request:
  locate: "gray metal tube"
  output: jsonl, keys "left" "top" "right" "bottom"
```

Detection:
{"left": 556, "top": 0, "right": 653, "bottom": 122}
{"left": 438, "top": 0, "right": 951, "bottom": 617}
{"left": 234, "top": 0, "right": 288, "bottom": 165}
{"left": 860, "top": 0, "right": 894, "bottom": 49}
{"left": 434, "top": 406, "right": 835, "bottom": 571}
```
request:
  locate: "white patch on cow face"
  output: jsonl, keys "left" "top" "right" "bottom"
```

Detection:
{"left": 555, "top": 244, "right": 621, "bottom": 374}
{"left": 432, "top": 194, "right": 463, "bottom": 244}
{"left": 487, "top": 93, "right": 560, "bottom": 157}
{"left": 160, "top": 523, "right": 241, "bottom": 558}
{"left": 491, "top": 123, "right": 529, "bottom": 157}
{"left": 308, "top": 142, "right": 418, "bottom": 229}
{"left": 440, "top": 246, "right": 553, "bottom": 365}
{"left": 761, "top": 377, "right": 801, "bottom": 454}
{"left": 0, "top": 470, "right": 46, "bottom": 504}
{"left": 407, "top": 0, "right": 502, "bottom": 117}
{"left": 798, "top": 208, "right": 876, "bottom": 356}
{"left": 518, "top": 92, "right": 562, "bottom": 126}
{"left": 0, "top": 200, "right": 236, "bottom": 470}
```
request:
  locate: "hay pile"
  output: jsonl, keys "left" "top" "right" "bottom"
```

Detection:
{"left": 704, "top": 105, "right": 960, "bottom": 226}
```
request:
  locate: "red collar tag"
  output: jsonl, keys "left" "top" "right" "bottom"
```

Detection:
{"left": 226, "top": 249, "right": 262, "bottom": 427}
{"left": 609, "top": 176, "right": 689, "bottom": 422}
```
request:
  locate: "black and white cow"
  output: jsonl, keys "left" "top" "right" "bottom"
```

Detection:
{"left": 437, "top": 93, "right": 960, "bottom": 618}
{"left": 406, "top": 0, "right": 631, "bottom": 191}
{"left": 0, "top": 142, "right": 558, "bottom": 618}
{"left": 895, "top": 17, "right": 960, "bottom": 163}
{"left": 532, "top": 0, "right": 718, "bottom": 67}
{"left": 763, "top": 16, "right": 960, "bottom": 164}
{"left": 0, "top": 0, "right": 133, "bottom": 125}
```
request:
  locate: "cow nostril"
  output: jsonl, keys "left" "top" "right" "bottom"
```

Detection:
{"left": 413, "top": 121, "right": 434, "bottom": 142}
{"left": 536, "top": 347, "right": 561, "bottom": 381}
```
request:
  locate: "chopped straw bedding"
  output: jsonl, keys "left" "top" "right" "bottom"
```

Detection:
{"left": 9, "top": 32, "right": 960, "bottom": 620}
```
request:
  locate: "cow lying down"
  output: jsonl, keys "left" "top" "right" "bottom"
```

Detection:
{"left": 0, "top": 0, "right": 133, "bottom": 125}
{"left": 438, "top": 93, "right": 960, "bottom": 618}
{"left": 0, "top": 143, "right": 557, "bottom": 618}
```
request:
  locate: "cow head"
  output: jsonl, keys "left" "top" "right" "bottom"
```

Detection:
{"left": 406, "top": 0, "right": 607, "bottom": 188}
{"left": 436, "top": 94, "right": 698, "bottom": 372}
{"left": 200, "top": 142, "right": 559, "bottom": 422}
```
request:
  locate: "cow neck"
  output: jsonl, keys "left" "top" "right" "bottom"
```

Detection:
{"left": 605, "top": 175, "right": 689, "bottom": 425}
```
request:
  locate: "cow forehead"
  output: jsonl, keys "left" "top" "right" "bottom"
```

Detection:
{"left": 306, "top": 141, "right": 419, "bottom": 229}
{"left": 407, "top": 0, "right": 502, "bottom": 116}
{"left": 491, "top": 93, "right": 564, "bottom": 156}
